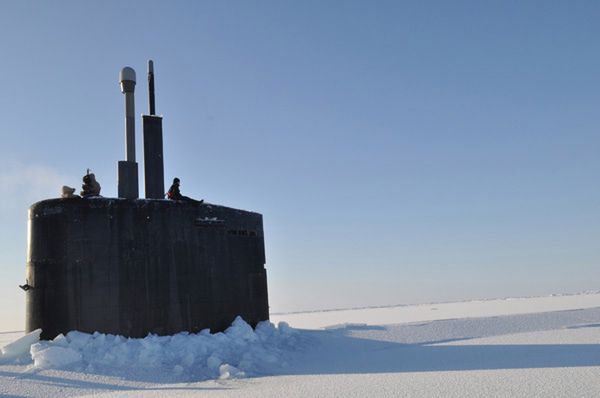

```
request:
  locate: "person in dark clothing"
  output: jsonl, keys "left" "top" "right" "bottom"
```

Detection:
{"left": 166, "top": 177, "right": 183, "bottom": 200}
{"left": 166, "top": 177, "right": 203, "bottom": 203}
{"left": 81, "top": 171, "right": 101, "bottom": 197}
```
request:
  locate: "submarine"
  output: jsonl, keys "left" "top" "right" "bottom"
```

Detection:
{"left": 23, "top": 62, "right": 269, "bottom": 340}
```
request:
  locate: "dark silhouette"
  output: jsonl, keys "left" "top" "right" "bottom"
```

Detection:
{"left": 166, "top": 177, "right": 203, "bottom": 203}
{"left": 81, "top": 170, "right": 101, "bottom": 197}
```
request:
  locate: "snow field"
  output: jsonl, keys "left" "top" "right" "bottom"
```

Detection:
{"left": 1, "top": 294, "right": 600, "bottom": 397}
{"left": 271, "top": 292, "right": 600, "bottom": 329}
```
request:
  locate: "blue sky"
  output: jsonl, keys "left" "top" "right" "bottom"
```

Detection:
{"left": 1, "top": 1, "right": 599, "bottom": 330}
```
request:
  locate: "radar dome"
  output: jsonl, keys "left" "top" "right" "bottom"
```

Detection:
{"left": 120, "top": 67, "right": 136, "bottom": 83}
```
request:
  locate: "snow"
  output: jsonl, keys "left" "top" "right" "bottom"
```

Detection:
{"left": 31, "top": 344, "right": 82, "bottom": 368}
{"left": 12, "top": 317, "right": 301, "bottom": 383}
{"left": 1, "top": 293, "right": 599, "bottom": 397}
{"left": 270, "top": 291, "right": 600, "bottom": 329}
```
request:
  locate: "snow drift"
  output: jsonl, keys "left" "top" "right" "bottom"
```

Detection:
{"left": 2, "top": 317, "right": 302, "bottom": 382}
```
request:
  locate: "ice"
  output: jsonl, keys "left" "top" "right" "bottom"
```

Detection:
{"left": 2, "top": 294, "right": 600, "bottom": 397}
{"left": 0, "top": 328, "right": 41, "bottom": 362}
{"left": 206, "top": 354, "right": 222, "bottom": 370}
{"left": 31, "top": 344, "right": 82, "bottom": 368}
{"left": 0, "top": 317, "right": 301, "bottom": 382}
{"left": 219, "top": 363, "right": 246, "bottom": 379}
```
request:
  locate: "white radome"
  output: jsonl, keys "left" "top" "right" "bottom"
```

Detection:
{"left": 119, "top": 66, "right": 136, "bottom": 83}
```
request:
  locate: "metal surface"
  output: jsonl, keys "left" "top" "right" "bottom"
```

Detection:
{"left": 148, "top": 60, "right": 155, "bottom": 115}
{"left": 117, "top": 161, "right": 139, "bottom": 199}
{"left": 25, "top": 198, "right": 269, "bottom": 340}
{"left": 118, "top": 67, "right": 139, "bottom": 199}
{"left": 142, "top": 115, "right": 164, "bottom": 199}
{"left": 143, "top": 61, "right": 164, "bottom": 199}
{"left": 119, "top": 67, "right": 136, "bottom": 162}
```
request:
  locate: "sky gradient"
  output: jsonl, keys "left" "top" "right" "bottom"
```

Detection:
{"left": 1, "top": 1, "right": 599, "bottom": 330}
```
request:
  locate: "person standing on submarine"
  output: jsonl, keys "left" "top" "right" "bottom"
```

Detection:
{"left": 166, "top": 177, "right": 203, "bottom": 203}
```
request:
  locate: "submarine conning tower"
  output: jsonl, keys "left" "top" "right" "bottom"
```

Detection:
{"left": 24, "top": 61, "right": 269, "bottom": 340}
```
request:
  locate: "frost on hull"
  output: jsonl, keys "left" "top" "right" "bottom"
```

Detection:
{"left": 25, "top": 198, "right": 269, "bottom": 340}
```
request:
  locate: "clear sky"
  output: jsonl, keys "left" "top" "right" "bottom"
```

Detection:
{"left": 1, "top": 1, "right": 599, "bottom": 330}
